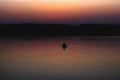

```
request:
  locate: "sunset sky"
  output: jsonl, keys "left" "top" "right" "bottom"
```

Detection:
{"left": 0, "top": 0, "right": 120, "bottom": 24}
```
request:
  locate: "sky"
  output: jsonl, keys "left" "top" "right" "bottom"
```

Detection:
{"left": 0, "top": 0, "right": 120, "bottom": 24}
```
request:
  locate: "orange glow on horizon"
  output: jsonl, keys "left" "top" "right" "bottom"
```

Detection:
{"left": 0, "top": 0, "right": 120, "bottom": 21}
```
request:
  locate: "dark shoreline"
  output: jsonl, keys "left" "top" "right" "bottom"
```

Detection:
{"left": 0, "top": 24, "right": 120, "bottom": 39}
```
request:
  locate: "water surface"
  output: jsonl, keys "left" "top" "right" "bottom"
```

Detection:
{"left": 0, "top": 36, "right": 120, "bottom": 80}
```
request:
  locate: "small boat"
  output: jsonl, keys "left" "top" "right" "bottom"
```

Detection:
{"left": 62, "top": 43, "right": 67, "bottom": 50}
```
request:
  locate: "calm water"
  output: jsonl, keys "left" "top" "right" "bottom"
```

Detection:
{"left": 0, "top": 36, "right": 120, "bottom": 80}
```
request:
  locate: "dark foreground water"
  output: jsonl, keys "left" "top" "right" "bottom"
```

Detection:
{"left": 0, "top": 36, "right": 120, "bottom": 80}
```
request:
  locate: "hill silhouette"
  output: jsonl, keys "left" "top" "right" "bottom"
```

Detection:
{"left": 0, "top": 24, "right": 120, "bottom": 39}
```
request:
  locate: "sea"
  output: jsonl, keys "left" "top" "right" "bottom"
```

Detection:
{"left": 0, "top": 36, "right": 120, "bottom": 80}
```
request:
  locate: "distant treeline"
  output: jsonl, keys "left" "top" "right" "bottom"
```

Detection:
{"left": 0, "top": 24, "right": 120, "bottom": 38}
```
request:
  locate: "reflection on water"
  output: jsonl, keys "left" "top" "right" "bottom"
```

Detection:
{"left": 0, "top": 36, "right": 120, "bottom": 80}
